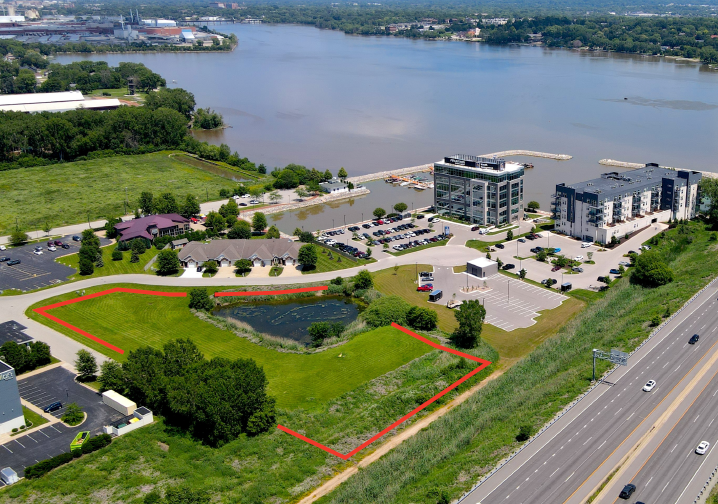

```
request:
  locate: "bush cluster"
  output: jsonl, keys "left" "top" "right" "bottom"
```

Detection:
{"left": 361, "top": 295, "right": 438, "bottom": 332}
{"left": 0, "top": 340, "right": 51, "bottom": 374}
{"left": 25, "top": 434, "right": 111, "bottom": 479}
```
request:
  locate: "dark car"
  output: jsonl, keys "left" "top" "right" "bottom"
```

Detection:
{"left": 416, "top": 214, "right": 425, "bottom": 219}
{"left": 43, "top": 401, "right": 63, "bottom": 413}
{"left": 689, "top": 334, "right": 700, "bottom": 344}
{"left": 471, "top": 226, "right": 480, "bottom": 231}
{"left": 526, "top": 235, "right": 535, "bottom": 241}
{"left": 628, "top": 250, "right": 637, "bottom": 255}
{"left": 610, "top": 268, "right": 621, "bottom": 275}
{"left": 54, "top": 240, "right": 62, "bottom": 246}
{"left": 502, "top": 263, "right": 515, "bottom": 270}
{"left": 619, "top": 484, "right": 636, "bottom": 499}
{"left": 72, "top": 235, "right": 81, "bottom": 241}
{"left": 496, "top": 243, "right": 505, "bottom": 249}
{"left": 551, "top": 265, "right": 561, "bottom": 272}
{"left": 7, "top": 259, "right": 21, "bottom": 266}
{"left": 0, "top": 256, "right": 9, "bottom": 262}
{"left": 518, "top": 238, "right": 526, "bottom": 243}
{"left": 62, "top": 243, "right": 71, "bottom": 249}
{"left": 47, "top": 241, "right": 54, "bottom": 247}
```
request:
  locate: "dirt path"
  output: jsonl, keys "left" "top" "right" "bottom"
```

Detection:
{"left": 296, "top": 367, "right": 507, "bottom": 504}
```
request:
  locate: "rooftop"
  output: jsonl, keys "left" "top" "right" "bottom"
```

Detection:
{"left": 563, "top": 165, "right": 701, "bottom": 197}
{"left": 438, "top": 154, "right": 524, "bottom": 174}
{"left": 115, "top": 213, "right": 189, "bottom": 241}
{"left": 0, "top": 320, "right": 33, "bottom": 346}
{"left": 468, "top": 257, "right": 497, "bottom": 268}
{"left": 0, "top": 360, "right": 13, "bottom": 374}
{"left": 0, "top": 91, "right": 122, "bottom": 113}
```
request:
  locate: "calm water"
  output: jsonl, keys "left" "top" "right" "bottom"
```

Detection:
{"left": 213, "top": 296, "right": 362, "bottom": 345}
{"left": 56, "top": 24, "right": 718, "bottom": 209}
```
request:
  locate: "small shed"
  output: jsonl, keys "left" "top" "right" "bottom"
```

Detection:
{"left": 102, "top": 390, "right": 137, "bottom": 415}
{"left": 467, "top": 257, "right": 498, "bottom": 278}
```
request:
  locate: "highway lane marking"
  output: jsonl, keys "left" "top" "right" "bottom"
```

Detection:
{"left": 551, "top": 468, "right": 560, "bottom": 477}
{"left": 564, "top": 471, "right": 574, "bottom": 482}
{"left": 671, "top": 444, "right": 678, "bottom": 453}
{"left": 695, "top": 415, "right": 700, "bottom": 422}
{"left": 711, "top": 418, "right": 716, "bottom": 427}
{"left": 583, "top": 437, "right": 593, "bottom": 446}
{"left": 614, "top": 408, "right": 622, "bottom": 416}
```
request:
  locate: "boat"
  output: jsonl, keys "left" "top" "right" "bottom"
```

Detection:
{"left": 400, "top": 181, "right": 411, "bottom": 186}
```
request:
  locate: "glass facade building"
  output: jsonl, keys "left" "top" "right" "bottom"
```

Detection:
{"left": 433, "top": 155, "right": 525, "bottom": 225}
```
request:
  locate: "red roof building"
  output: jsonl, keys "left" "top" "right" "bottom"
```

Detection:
{"left": 115, "top": 214, "right": 190, "bottom": 242}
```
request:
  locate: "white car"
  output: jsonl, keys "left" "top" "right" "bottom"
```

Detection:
{"left": 697, "top": 441, "right": 710, "bottom": 455}
{"left": 47, "top": 246, "right": 57, "bottom": 252}
{"left": 325, "top": 239, "right": 336, "bottom": 246}
{"left": 0, "top": 245, "right": 5, "bottom": 251}
{"left": 581, "top": 242, "right": 592, "bottom": 248}
{"left": 241, "top": 194, "right": 250, "bottom": 198}
{"left": 33, "top": 249, "right": 43, "bottom": 255}
{"left": 249, "top": 199, "right": 260, "bottom": 205}
{"left": 574, "top": 255, "right": 584, "bottom": 262}
{"left": 643, "top": 380, "right": 656, "bottom": 392}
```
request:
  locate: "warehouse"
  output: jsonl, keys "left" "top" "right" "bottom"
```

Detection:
{"left": 0, "top": 91, "right": 121, "bottom": 113}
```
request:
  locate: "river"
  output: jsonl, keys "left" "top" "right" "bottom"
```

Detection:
{"left": 55, "top": 23, "right": 718, "bottom": 209}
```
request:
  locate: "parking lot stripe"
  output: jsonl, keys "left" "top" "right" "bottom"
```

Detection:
{"left": 37, "top": 429, "right": 50, "bottom": 438}
{"left": 49, "top": 425, "right": 61, "bottom": 433}
{"left": 2, "top": 444, "right": 12, "bottom": 454}
{"left": 14, "top": 439, "right": 25, "bottom": 449}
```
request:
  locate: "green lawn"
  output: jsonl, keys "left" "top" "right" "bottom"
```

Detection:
{"left": 28, "top": 287, "right": 432, "bottom": 410}
{"left": 21, "top": 406, "right": 48, "bottom": 430}
{"left": 56, "top": 245, "right": 159, "bottom": 280}
{"left": 302, "top": 246, "right": 375, "bottom": 275}
{"left": 0, "top": 151, "right": 238, "bottom": 235}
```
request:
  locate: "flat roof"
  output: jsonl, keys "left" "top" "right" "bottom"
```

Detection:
{"left": 0, "top": 320, "right": 33, "bottom": 346}
{"left": 102, "top": 390, "right": 137, "bottom": 407}
{"left": 0, "top": 98, "right": 121, "bottom": 113}
{"left": 437, "top": 155, "right": 524, "bottom": 174}
{"left": 0, "top": 90, "right": 84, "bottom": 107}
{"left": 468, "top": 257, "right": 497, "bottom": 268}
{"left": 0, "top": 360, "right": 13, "bottom": 373}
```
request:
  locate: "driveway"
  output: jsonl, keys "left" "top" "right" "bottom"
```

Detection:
{"left": 0, "top": 234, "right": 112, "bottom": 292}
{"left": 1, "top": 366, "right": 123, "bottom": 478}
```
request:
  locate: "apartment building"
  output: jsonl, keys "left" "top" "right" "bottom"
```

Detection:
{"left": 553, "top": 164, "right": 701, "bottom": 244}
{"left": 433, "top": 154, "right": 525, "bottom": 226}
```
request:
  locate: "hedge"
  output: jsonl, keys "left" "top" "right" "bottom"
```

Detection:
{"left": 24, "top": 434, "right": 112, "bottom": 479}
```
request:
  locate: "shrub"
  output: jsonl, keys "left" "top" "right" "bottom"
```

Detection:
{"left": 631, "top": 251, "right": 674, "bottom": 287}
{"left": 651, "top": 314, "right": 661, "bottom": 327}
{"left": 188, "top": 288, "right": 214, "bottom": 311}
{"left": 353, "top": 269, "right": 373, "bottom": 290}
{"left": 25, "top": 452, "right": 74, "bottom": 479}
{"left": 111, "top": 249, "right": 123, "bottom": 261}
{"left": 130, "top": 250, "right": 140, "bottom": 263}
{"left": 81, "top": 433, "right": 112, "bottom": 454}
{"left": 9, "top": 230, "right": 29, "bottom": 246}
{"left": 78, "top": 257, "right": 95, "bottom": 275}
{"left": 62, "top": 403, "right": 84, "bottom": 426}
{"left": 131, "top": 238, "right": 147, "bottom": 255}
{"left": 266, "top": 225, "right": 280, "bottom": 239}
{"left": 12, "top": 428, "right": 17, "bottom": 433}
{"left": 361, "top": 295, "right": 411, "bottom": 328}
{"left": 204, "top": 260, "right": 218, "bottom": 274}
{"left": 234, "top": 258, "right": 253, "bottom": 274}
{"left": 298, "top": 231, "right": 315, "bottom": 243}
{"left": 156, "top": 249, "right": 180, "bottom": 276}
{"left": 331, "top": 276, "right": 344, "bottom": 286}
{"left": 406, "top": 306, "right": 438, "bottom": 331}
{"left": 308, "top": 321, "right": 344, "bottom": 346}
{"left": 506, "top": 229, "right": 513, "bottom": 241}
{"left": 516, "top": 424, "right": 532, "bottom": 442}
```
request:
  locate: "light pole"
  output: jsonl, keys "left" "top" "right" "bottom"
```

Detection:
{"left": 332, "top": 218, "right": 335, "bottom": 230}
{"left": 362, "top": 212, "right": 364, "bottom": 223}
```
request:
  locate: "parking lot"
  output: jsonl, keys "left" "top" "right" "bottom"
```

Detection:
{"left": 0, "top": 234, "right": 111, "bottom": 292}
{"left": 430, "top": 266, "right": 567, "bottom": 331}
{"left": 0, "top": 366, "right": 123, "bottom": 479}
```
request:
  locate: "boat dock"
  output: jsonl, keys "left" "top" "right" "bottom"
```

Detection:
{"left": 347, "top": 163, "right": 433, "bottom": 184}
{"left": 480, "top": 150, "right": 573, "bottom": 161}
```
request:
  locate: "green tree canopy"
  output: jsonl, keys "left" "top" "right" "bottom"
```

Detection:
{"left": 235, "top": 258, "right": 253, "bottom": 274}
{"left": 204, "top": 212, "right": 226, "bottom": 234}
{"left": 527, "top": 201, "right": 540, "bottom": 210}
{"left": 338, "top": 167, "right": 348, "bottom": 180}
{"left": 156, "top": 249, "right": 180, "bottom": 276}
{"left": 266, "top": 225, "right": 280, "bottom": 239}
{"left": 353, "top": 269, "right": 373, "bottom": 290}
{"left": 450, "top": 299, "right": 486, "bottom": 348}
{"left": 75, "top": 349, "right": 98, "bottom": 381}
{"left": 393, "top": 202, "right": 408, "bottom": 214}
{"left": 373, "top": 207, "right": 386, "bottom": 219}
{"left": 406, "top": 306, "right": 438, "bottom": 331}
{"left": 630, "top": 251, "right": 674, "bottom": 287}
{"left": 252, "top": 212, "right": 268, "bottom": 233}
{"left": 298, "top": 244, "right": 318, "bottom": 269}
{"left": 361, "top": 295, "right": 411, "bottom": 328}
{"left": 227, "top": 220, "right": 252, "bottom": 240}
{"left": 188, "top": 288, "right": 214, "bottom": 311}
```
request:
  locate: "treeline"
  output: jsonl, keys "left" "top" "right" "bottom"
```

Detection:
{"left": 39, "top": 61, "right": 165, "bottom": 94}
{"left": 97, "top": 338, "right": 276, "bottom": 446}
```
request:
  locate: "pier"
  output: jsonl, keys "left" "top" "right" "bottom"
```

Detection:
{"left": 347, "top": 163, "right": 433, "bottom": 184}
{"left": 480, "top": 150, "right": 572, "bottom": 161}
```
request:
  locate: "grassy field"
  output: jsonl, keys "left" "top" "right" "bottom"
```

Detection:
{"left": 303, "top": 246, "right": 375, "bottom": 275}
{"left": 21, "top": 406, "right": 48, "bottom": 430}
{"left": 0, "top": 152, "right": 238, "bottom": 235}
{"left": 318, "top": 220, "right": 718, "bottom": 504}
{"left": 373, "top": 264, "right": 585, "bottom": 362}
{"left": 1, "top": 338, "right": 497, "bottom": 504}
{"left": 28, "top": 286, "right": 432, "bottom": 410}
{"left": 170, "top": 153, "right": 264, "bottom": 181}
{"left": 56, "top": 245, "right": 159, "bottom": 280}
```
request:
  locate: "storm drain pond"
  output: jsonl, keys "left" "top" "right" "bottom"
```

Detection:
{"left": 213, "top": 296, "right": 364, "bottom": 346}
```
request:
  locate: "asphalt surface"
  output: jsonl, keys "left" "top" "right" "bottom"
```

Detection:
{"left": 0, "top": 367, "right": 123, "bottom": 478}
{"left": 463, "top": 282, "right": 718, "bottom": 504}
{"left": 0, "top": 234, "right": 111, "bottom": 292}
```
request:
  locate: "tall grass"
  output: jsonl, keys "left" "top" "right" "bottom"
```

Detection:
{"left": 320, "top": 220, "right": 718, "bottom": 503}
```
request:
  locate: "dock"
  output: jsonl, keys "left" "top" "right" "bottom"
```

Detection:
{"left": 480, "top": 150, "right": 572, "bottom": 161}
{"left": 347, "top": 163, "right": 433, "bottom": 184}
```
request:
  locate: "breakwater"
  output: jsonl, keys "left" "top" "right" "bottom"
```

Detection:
{"left": 242, "top": 187, "right": 371, "bottom": 223}
{"left": 480, "top": 150, "right": 573, "bottom": 160}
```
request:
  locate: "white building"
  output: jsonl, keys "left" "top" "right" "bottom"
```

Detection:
{"left": 0, "top": 91, "right": 121, "bottom": 113}
{"left": 467, "top": 257, "right": 498, "bottom": 278}
{"left": 319, "top": 180, "right": 349, "bottom": 194}
{"left": 553, "top": 164, "right": 701, "bottom": 244}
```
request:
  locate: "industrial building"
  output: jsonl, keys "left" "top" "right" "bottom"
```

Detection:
{"left": 0, "top": 360, "right": 25, "bottom": 435}
{"left": 466, "top": 257, "right": 498, "bottom": 278}
{"left": 553, "top": 164, "right": 702, "bottom": 244}
{"left": 0, "top": 91, "right": 121, "bottom": 113}
{"left": 433, "top": 154, "right": 525, "bottom": 226}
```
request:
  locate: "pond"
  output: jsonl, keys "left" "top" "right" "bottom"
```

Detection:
{"left": 213, "top": 295, "right": 363, "bottom": 346}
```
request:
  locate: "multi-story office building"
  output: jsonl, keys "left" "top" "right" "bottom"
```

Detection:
{"left": 434, "top": 155, "right": 525, "bottom": 226}
{"left": 0, "top": 360, "right": 24, "bottom": 435}
{"left": 553, "top": 164, "right": 701, "bottom": 244}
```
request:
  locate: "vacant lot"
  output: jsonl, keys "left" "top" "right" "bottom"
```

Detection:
{"left": 28, "top": 286, "right": 433, "bottom": 410}
{"left": 57, "top": 245, "right": 159, "bottom": 279}
{"left": 0, "top": 152, "right": 238, "bottom": 235}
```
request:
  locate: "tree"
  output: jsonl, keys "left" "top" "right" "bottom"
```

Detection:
{"left": 252, "top": 212, "right": 267, "bottom": 233}
{"left": 181, "top": 194, "right": 201, "bottom": 218}
{"left": 294, "top": 187, "right": 309, "bottom": 200}
{"left": 28, "top": 341, "right": 51, "bottom": 368}
{"left": 361, "top": 295, "right": 411, "bottom": 328}
{"left": 249, "top": 187, "right": 264, "bottom": 201}
{"left": 43, "top": 221, "right": 51, "bottom": 235}
{"left": 104, "top": 216, "right": 121, "bottom": 239}
{"left": 98, "top": 360, "right": 125, "bottom": 393}
{"left": 204, "top": 260, "right": 219, "bottom": 275}
{"left": 129, "top": 250, "right": 140, "bottom": 264}
{"left": 131, "top": 238, "right": 147, "bottom": 255}
{"left": 293, "top": 227, "right": 303, "bottom": 237}
{"left": 536, "top": 249, "right": 547, "bottom": 262}
{"left": 266, "top": 225, "right": 280, "bottom": 239}
{"left": 353, "top": 269, "right": 373, "bottom": 290}
{"left": 112, "top": 249, "right": 123, "bottom": 261}
{"left": 373, "top": 207, "right": 386, "bottom": 219}
{"left": 610, "top": 235, "right": 619, "bottom": 246}
{"left": 235, "top": 259, "right": 253, "bottom": 274}
{"left": 519, "top": 268, "right": 527, "bottom": 280}
{"left": 15, "top": 69, "right": 37, "bottom": 93}
{"left": 138, "top": 191, "right": 154, "bottom": 215}
{"left": 145, "top": 87, "right": 196, "bottom": 120}
{"left": 155, "top": 192, "right": 179, "bottom": 214}
{"left": 631, "top": 251, "right": 674, "bottom": 287}
{"left": 587, "top": 251, "right": 594, "bottom": 262}
{"left": 227, "top": 220, "right": 252, "bottom": 240}
{"left": 79, "top": 257, "right": 95, "bottom": 275}
{"left": 406, "top": 306, "right": 438, "bottom": 331}
{"left": 323, "top": 169, "right": 333, "bottom": 181}
{"left": 527, "top": 201, "right": 540, "bottom": 211}
{"left": 156, "top": 249, "right": 180, "bottom": 276}
{"left": 298, "top": 244, "right": 318, "bottom": 269}
{"left": 297, "top": 231, "right": 314, "bottom": 243}
{"left": 651, "top": 314, "right": 662, "bottom": 327}
{"left": 218, "top": 199, "right": 239, "bottom": 220}
{"left": 204, "top": 212, "right": 226, "bottom": 234}
{"left": 61, "top": 403, "right": 84, "bottom": 426}
{"left": 347, "top": 181, "right": 355, "bottom": 191}
{"left": 188, "top": 288, "right": 214, "bottom": 311}
{"left": 9, "top": 230, "right": 29, "bottom": 246}
{"left": 506, "top": 229, "right": 514, "bottom": 241}
{"left": 450, "top": 299, "right": 486, "bottom": 348}
{"left": 0, "top": 341, "right": 27, "bottom": 373}
{"left": 163, "top": 339, "right": 204, "bottom": 378}
{"left": 393, "top": 202, "right": 408, "bottom": 214}
{"left": 308, "top": 321, "right": 344, "bottom": 346}
{"left": 516, "top": 424, "right": 533, "bottom": 442}
{"left": 700, "top": 178, "right": 718, "bottom": 223}
{"left": 75, "top": 349, "right": 98, "bottom": 381}
{"left": 122, "top": 346, "right": 168, "bottom": 412}
{"left": 164, "top": 486, "right": 210, "bottom": 504}
{"left": 269, "top": 191, "right": 282, "bottom": 204}
{"left": 338, "top": 167, "right": 348, "bottom": 181}
{"left": 618, "top": 264, "right": 626, "bottom": 276}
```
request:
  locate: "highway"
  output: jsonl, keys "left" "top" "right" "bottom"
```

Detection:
{"left": 463, "top": 281, "right": 718, "bottom": 504}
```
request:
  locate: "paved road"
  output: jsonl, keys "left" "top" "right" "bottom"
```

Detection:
{"left": 462, "top": 281, "right": 718, "bottom": 504}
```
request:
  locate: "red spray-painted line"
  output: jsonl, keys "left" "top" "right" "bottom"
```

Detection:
{"left": 215, "top": 286, "right": 328, "bottom": 297}
{"left": 34, "top": 288, "right": 187, "bottom": 355}
{"left": 277, "top": 322, "right": 492, "bottom": 460}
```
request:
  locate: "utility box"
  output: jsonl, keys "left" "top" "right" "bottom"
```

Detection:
{"left": 1, "top": 467, "right": 18, "bottom": 485}
{"left": 102, "top": 390, "right": 137, "bottom": 415}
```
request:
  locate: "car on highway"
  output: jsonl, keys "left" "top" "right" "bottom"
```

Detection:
{"left": 689, "top": 334, "right": 700, "bottom": 344}
{"left": 619, "top": 483, "right": 636, "bottom": 499}
{"left": 696, "top": 441, "right": 710, "bottom": 455}
{"left": 496, "top": 243, "right": 505, "bottom": 249}
{"left": 642, "top": 380, "right": 656, "bottom": 392}
{"left": 610, "top": 268, "right": 621, "bottom": 275}
{"left": 7, "top": 259, "right": 21, "bottom": 265}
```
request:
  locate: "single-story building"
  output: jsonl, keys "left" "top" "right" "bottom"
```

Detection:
{"left": 103, "top": 406, "right": 153, "bottom": 437}
{"left": 114, "top": 214, "right": 190, "bottom": 243}
{"left": 178, "top": 239, "right": 302, "bottom": 268}
{"left": 467, "top": 257, "right": 498, "bottom": 278}
{"left": 319, "top": 180, "right": 349, "bottom": 194}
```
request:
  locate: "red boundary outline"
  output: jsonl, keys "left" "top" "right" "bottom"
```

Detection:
{"left": 277, "top": 322, "right": 492, "bottom": 459}
{"left": 34, "top": 288, "right": 492, "bottom": 459}
{"left": 33, "top": 288, "right": 187, "bottom": 355}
